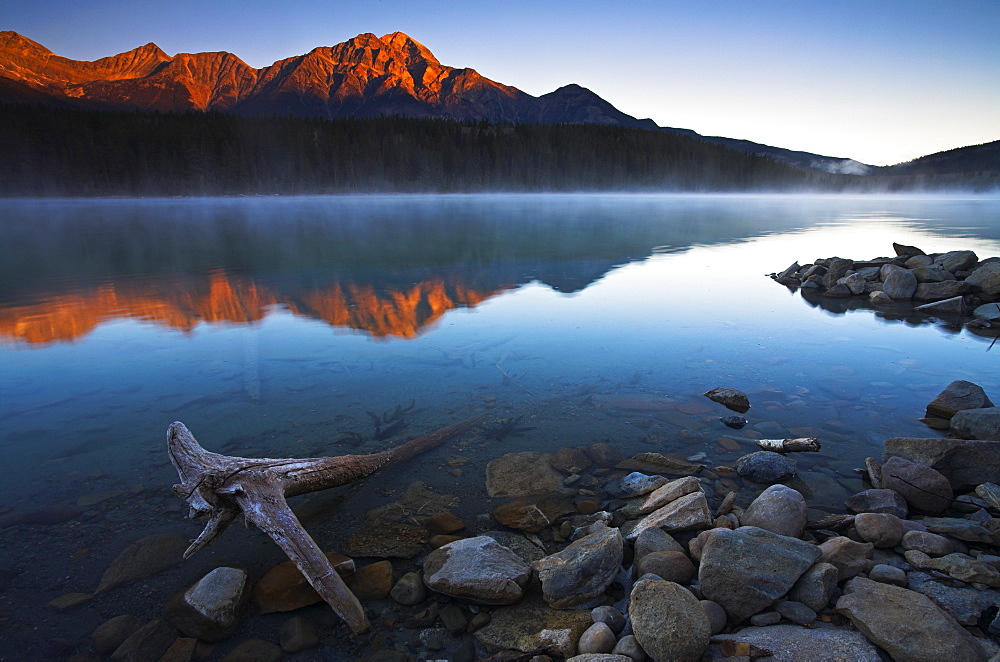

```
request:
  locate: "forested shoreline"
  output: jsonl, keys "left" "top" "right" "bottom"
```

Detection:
{"left": 0, "top": 104, "right": 994, "bottom": 196}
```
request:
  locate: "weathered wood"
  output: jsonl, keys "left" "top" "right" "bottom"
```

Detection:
{"left": 755, "top": 437, "right": 821, "bottom": 453}
{"left": 167, "top": 414, "right": 485, "bottom": 634}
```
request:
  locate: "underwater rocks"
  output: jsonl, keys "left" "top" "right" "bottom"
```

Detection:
{"left": 54, "top": 382, "right": 1000, "bottom": 661}
{"left": 770, "top": 244, "right": 1000, "bottom": 336}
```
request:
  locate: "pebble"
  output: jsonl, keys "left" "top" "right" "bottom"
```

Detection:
{"left": 775, "top": 600, "right": 816, "bottom": 625}
{"left": 868, "top": 564, "right": 907, "bottom": 587}
{"left": 591, "top": 605, "right": 626, "bottom": 634}
{"left": 577, "top": 622, "right": 617, "bottom": 654}
{"left": 750, "top": 611, "right": 782, "bottom": 626}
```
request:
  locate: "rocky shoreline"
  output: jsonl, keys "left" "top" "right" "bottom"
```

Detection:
{"left": 51, "top": 381, "right": 1000, "bottom": 661}
{"left": 770, "top": 243, "right": 1000, "bottom": 333}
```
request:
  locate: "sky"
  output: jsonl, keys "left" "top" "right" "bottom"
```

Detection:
{"left": 4, "top": 0, "right": 998, "bottom": 166}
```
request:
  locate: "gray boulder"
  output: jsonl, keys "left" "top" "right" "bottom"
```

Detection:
{"left": 788, "top": 561, "right": 838, "bottom": 612}
{"left": 926, "top": 380, "right": 994, "bottom": 419}
{"left": 698, "top": 526, "right": 821, "bottom": 623}
{"left": 934, "top": 249, "right": 978, "bottom": 273}
{"left": 624, "top": 490, "right": 712, "bottom": 541}
{"left": 823, "top": 258, "right": 854, "bottom": 289}
{"left": 908, "top": 570, "right": 1000, "bottom": 625}
{"left": 883, "top": 437, "right": 1000, "bottom": 490}
{"left": 880, "top": 456, "right": 953, "bottom": 514}
{"left": 163, "top": 566, "right": 249, "bottom": 643}
{"left": 914, "top": 280, "right": 972, "bottom": 301}
{"left": 629, "top": 579, "right": 710, "bottom": 662}
{"left": 739, "top": 484, "right": 808, "bottom": 538}
{"left": 534, "top": 526, "right": 623, "bottom": 608}
{"left": 711, "top": 624, "right": 882, "bottom": 662}
{"left": 973, "top": 301, "right": 1000, "bottom": 321}
{"left": 845, "top": 488, "right": 908, "bottom": 517}
{"left": 912, "top": 265, "right": 956, "bottom": 282}
{"left": 882, "top": 268, "right": 917, "bottom": 300}
{"left": 836, "top": 577, "right": 986, "bottom": 662}
{"left": 735, "top": 451, "right": 796, "bottom": 484}
{"left": 423, "top": 536, "right": 532, "bottom": 605}
{"left": 951, "top": 407, "right": 1000, "bottom": 440}
{"left": 967, "top": 261, "right": 1000, "bottom": 296}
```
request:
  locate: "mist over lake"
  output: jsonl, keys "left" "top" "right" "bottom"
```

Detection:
{"left": 1, "top": 193, "right": 999, "bottom": 657}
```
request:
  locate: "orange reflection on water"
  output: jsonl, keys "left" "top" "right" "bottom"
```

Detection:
{"left": 0, "top": 271, "right": 503, "bottom": 346}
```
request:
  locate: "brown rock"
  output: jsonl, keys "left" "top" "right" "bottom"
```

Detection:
{"left": 426, "top": 511, "right": 466, "bottom": 534}
{"left": 486, "top": 451, "right": 563, "bottom": 497}
{"left": 582, "top": 442, "right": 625, "bottom": 467}
{"left": 160, "top": 638, "right": 198, "bottom": 662}
{"left": 493, "top": 492, "right": 575, "bottom": 533}
{"left": 349, "top": 560, "right": 393, "bottom": 600}
{"left": 110, "top": 618, "right": 177, "bottom": 661}
{"left": 549, "top": 447, "right": 592, "bottom": 474}
{"left": 93, "top": 615, "right": 142, "bottom": 656}
{"left": 853, "top": 513, "right": 904, "bottom": 548}
{"left": 818, "top": 536, "right": 873, "bottom": 582}
{"left": 95, "top": 532, "right": 190, "bottom": 594}
{"left": 429, "top": 534, "right": 463, "bottom": 548}
{"left": 47, "top": 592, "right": 93, "bottom": 611}
{"left": 251, "top": 553, "right": 353, "bottom": 614}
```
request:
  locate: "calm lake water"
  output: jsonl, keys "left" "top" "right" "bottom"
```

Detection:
{"left": 1, "top": 193, "right": 999, "bottom": 657}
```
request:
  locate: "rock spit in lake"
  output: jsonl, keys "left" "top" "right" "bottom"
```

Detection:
{"left": 163, "top": 566, "right": 249, "bottom": 642}
{"left": 534, "top": 526, "right": 623, "bottom": 608}
{"left": 704, "top": 387, "right": 750, "bottom": 413}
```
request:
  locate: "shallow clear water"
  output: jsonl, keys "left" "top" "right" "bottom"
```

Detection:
{"left": 1, "top": 193, "right": 999, "bottom": 656}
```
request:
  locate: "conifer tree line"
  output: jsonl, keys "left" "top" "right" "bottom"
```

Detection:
{"left": 0, "top": 104, "right": 993, "bottom": 196}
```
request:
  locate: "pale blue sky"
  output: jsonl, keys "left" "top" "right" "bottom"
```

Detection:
{"left": 5, "top": 0, "right": 998, "bottom": 165}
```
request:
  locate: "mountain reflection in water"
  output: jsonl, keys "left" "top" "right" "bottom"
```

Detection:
{"left": 0, "top": 194, "right": 829, "bottom": 346}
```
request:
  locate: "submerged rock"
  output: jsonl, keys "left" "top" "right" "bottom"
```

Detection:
{"left": 95, "top": 532, "right": 190, "bottom": 594}
{"left": 704, "top": 387, "right": 750, "bottom": 413}
{"left": 486, "top": 451, "right": 563, "bottom": 497}
{"left": 423, "top": 536, "right": 532, "bottom": 605}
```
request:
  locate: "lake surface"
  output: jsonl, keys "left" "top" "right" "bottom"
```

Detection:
{"left": 1, "top": 193, "right": 999, "bottom": 657}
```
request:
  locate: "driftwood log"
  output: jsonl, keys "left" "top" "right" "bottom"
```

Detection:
{"left": 167, "top": 414, "right": 485, "bottom": 634}
{"left": 755, "top": 437, "right": 821, "bottom": 453}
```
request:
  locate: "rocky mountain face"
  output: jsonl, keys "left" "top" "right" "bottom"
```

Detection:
{"left": 0, "top": 29, "right": 654, "bottom": 125}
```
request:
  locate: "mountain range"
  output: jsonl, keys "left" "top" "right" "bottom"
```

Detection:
{"left": 2, "top": 30, "right": 996, "bottom": 178}
{"left": 0, "top": 29, "right": 889, "bottom": 173}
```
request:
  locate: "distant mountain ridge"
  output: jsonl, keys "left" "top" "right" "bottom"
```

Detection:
{"left": 0, "top": 30, "right": 994, "bottom": 174}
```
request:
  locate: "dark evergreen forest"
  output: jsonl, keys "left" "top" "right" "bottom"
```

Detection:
{"left": 0, "top": 104, "right": 994, "bottom": 196}
{"left": 0, "top": 104, "right": 836, "bottom": 196}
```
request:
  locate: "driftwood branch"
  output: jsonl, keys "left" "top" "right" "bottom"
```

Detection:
{"left": 167, "top": 414, "right": 485, "bottom": 634}
{"left": 755, "top": 437, "right": 821, "bottom": 453}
